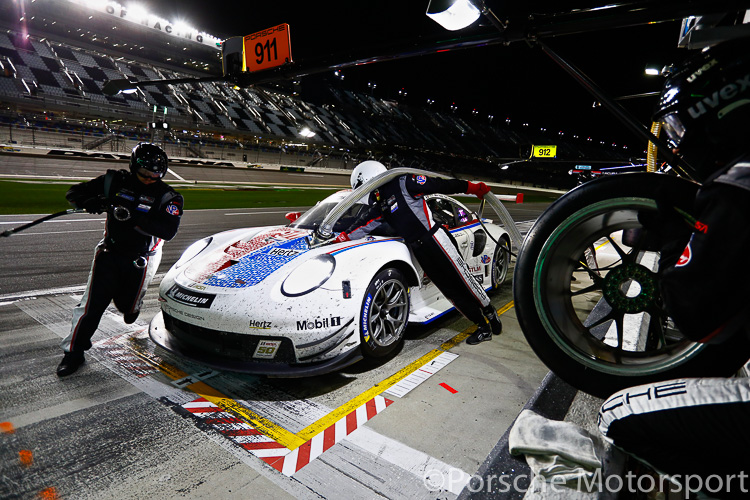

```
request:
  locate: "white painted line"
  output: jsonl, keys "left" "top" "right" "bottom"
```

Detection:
{"left": 346, "top": 426, "right": 472, "bottom": 495}
{"left": 386, "top": 351, "right": 459, "bottom": 398}
{"left": 167, "top": 168, "right": 186, "bottom": 181}
{"left": 0, "top": 217, "right": 105, "bottom": 225}
{"left": 6, "top": 229, "right": 105, "bottom": 236}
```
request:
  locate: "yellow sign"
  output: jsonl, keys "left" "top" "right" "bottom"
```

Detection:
{"left": 532, "top": 145, "right": 557, "bottom": 158}
{"left": 243, "top": 23, "right": 292, "bottom": 73}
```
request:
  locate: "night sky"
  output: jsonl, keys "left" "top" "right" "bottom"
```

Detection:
{"left": 142, "top": 1, "right": 687, "bottom": 150}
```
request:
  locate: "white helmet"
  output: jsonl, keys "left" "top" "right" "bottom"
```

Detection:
{"left": 350, "top": 160, "right": 386, "bottom": 189}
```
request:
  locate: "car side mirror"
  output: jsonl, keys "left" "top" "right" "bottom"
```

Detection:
{"left": 285, "top": 212, "right": 302, "bottom": 223}
{"left": 473, "top": 230, "right": 487, "bottom": 257}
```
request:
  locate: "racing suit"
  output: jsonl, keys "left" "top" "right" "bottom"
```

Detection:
{"left": 343, "top": 174, "right": 491, "bottom": 326}
{"left": 61, "top": 169, "right": 183, "bottom": 353}
{"left": 599, "top": 158, "right": 750, "bottom": 497}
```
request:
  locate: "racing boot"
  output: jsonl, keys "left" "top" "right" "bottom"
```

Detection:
{"left": 56, "top": 350, "right": 85, "bottom": 377}
{"left": 466, "top": 322, "right": 493, "bottom": 345}
{"left": 483, "top": 305, "right": 503, "bottom": 335}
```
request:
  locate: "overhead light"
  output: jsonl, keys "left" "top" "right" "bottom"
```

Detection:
{"left": 644, "top": 66, "right": 660, "bottom": 76}
{"left": 426, "top": 0, "right": 481, "bottom": 31}
{"left": 299, "top": 127, "right": 316, "bottom": 138}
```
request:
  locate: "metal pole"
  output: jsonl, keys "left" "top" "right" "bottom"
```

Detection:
{"left": 535, "top": 39, "right": 695, "bottom": 179}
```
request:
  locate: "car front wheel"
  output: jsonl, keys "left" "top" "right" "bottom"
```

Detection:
{"left": 360, "top": 267, "right": 410, "bottom": 358}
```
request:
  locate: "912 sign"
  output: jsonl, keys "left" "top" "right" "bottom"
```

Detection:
{"left": 243, "top": 23, "right": 292, "bottom": 73}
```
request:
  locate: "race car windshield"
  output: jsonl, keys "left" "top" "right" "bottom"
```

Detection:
{"left": 290, "top": 200, "right": 370, "bottom": 233}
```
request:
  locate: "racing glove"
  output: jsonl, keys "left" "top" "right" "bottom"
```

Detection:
{"left": 81, "top": 195, "right": 108, "bottom": 214}
{"left": 466, "top": 181, "right": 491, "bottom": 199}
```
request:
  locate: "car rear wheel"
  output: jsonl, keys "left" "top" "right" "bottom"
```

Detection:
{"left": 491, "top": 235, "right": 510, "bottom": 290}
{"left": 360, "top": 267, "right": 410, "bottom": 358}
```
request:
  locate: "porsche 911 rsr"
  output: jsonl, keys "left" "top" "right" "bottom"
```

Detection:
{"left": 149, "top": 190, "right": 511, "bottom": 376}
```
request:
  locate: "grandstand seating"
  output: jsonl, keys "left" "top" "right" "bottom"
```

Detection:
{"left": 0, "top": 28, "right": 633, "bottom": 189}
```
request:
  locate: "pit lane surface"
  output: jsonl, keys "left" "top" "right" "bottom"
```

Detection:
{"left": 1, "top": 193, "right": 554, "bottom": 499}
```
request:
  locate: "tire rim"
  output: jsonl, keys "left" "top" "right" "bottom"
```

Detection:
{"left": 532, "top": 198, "right": 704, "bottom": 376}
{"left": 367, "top": 278, "right": 409, "bottom": 347}
{"left": 492, "top": 238, "right": 510, "bottom": 288}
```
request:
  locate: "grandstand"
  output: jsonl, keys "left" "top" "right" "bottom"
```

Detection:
{"left": 0, "top": 0, "right": 639, "bottom": 190}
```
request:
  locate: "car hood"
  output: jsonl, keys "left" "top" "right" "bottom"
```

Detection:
{"left": 183, "top": 226, "right": 312, "bottom": 289}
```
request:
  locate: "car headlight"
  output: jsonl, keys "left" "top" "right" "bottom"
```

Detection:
{"left": 281, "top": 254, "right": 336, "bottom": 297}
{"left": 175, "top": 237, "right": 212, "bottom": 268}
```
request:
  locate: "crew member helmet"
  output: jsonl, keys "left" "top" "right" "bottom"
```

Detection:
{"left": 130, "top": 143, "right": 168, "bottom": 179}
{"left": 653, "top": 37, "right": 750, "bottom": 182}
{"left": 350, "top": 160, "right": 387, "bottom": 189}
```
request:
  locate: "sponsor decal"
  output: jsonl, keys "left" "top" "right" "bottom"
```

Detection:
{"left": 166, "top": 203, "right": 180, "bottom": 215}
{"left": 136, "top": 203, "right": 151, "bottom": 212}
{"left": 116, "top": 192, "right": 135, "bottom": 201}
{"left": 468, "top": 265, "right": 481, "bottom": 273}
{"left": 390, "top": 202, "right": 399, "bottom": 213}
{"left": 473, "top": 275, "right": 484, "bottom": 284}
{"left": 415, "top": 175, "right": 427, "bottom": 185}
{"left": 253, "top": 340, "right": 281, "bottom": 359}
{"left": 188, "top": 283, "right": 206, "bottom": 290}
{"left": 139, "top": 195, "right": 155, "bottom": 203}
{"left": 676, "top": 242, "right": 692, "bottom": 267}
{"left": 249, "top": 320, "right": 272, "bottom": 329}
{"left": 268, "top": 247, "right": 302, "bottom": 257}
{"left": 296, "top": 316, "right": 342, "bottom": 331}
{"left": 687, "top": 70, "right": 750, "bottom": 118}
{"left": 481, "top": 254, "right": 491, "bottom": 264}
{"left": 166, "top": 284, "right": 216, "bottom": 308}
{"left": 694, "top": 220, "right": 708, "bottom": 233}
{"left": 362, "top": 294, "right": 372, "bottom": 340}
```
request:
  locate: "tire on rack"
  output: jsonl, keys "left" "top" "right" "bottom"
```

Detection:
{"left": 491, "top": 234, "right": 511, "bottom": 290}
{"left": 513, "top": 172, "right": 750, "bottom": 398}
{"left": 360, "top": 267, "right": 410, "bottom": 358}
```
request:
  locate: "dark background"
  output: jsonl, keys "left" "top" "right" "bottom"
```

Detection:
{"left": 143, "top": 1, "right": 687, "bottom": 150}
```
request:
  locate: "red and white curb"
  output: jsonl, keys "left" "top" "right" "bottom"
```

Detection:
{"left": 385, "top": 351, "right": 458, "bottom": 398}
{"left": 183, "top": 394, "right": 393, "bottom": 476}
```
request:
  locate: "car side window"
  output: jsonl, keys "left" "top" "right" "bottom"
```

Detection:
{"left": 427, "top": 198, "right": 457, "bottom": 229}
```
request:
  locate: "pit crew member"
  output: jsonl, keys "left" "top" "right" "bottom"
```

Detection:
{"left": 337, "top": 161, "right": 502, "bottom": 345}
{"left": 57, "top": 143, "right": 183, "bottom": 376}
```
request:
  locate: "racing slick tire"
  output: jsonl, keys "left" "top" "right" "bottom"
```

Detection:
{"left": 491, "top": 235, "right": 511, "bottom": 290}
{"left": 360, "top": 267, "right": 410, "bottom": 358}
{"left": 513, "top": 173, "right": 750, "bottom": 398}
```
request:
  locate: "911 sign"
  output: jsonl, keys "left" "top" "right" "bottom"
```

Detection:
{"left": 243, "top": 23, "right": 292, "bottom": 72}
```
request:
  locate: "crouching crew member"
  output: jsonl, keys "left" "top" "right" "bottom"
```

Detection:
{"left": 57, "top": 143, "right": 183, "bottom": 376}
{"left": 336, "top": 161, "right": 502, "bottom": 345}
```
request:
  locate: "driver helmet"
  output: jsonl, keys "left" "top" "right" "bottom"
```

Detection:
{"left": 350, "top": 160, "right": 387, "bottom": 189}
{"left": 653, "top": 36, "right": 750, "bottom": 182}
{"left": 130, "top": 143, "right": 168, "bottom": 179}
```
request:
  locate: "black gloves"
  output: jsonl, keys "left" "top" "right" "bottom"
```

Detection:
{"left": 81, "top": 195, "right": 108, "bottom": 214}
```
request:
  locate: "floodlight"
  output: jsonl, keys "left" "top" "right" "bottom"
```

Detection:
{"left": 426, "top": 0, "right": 481, "bottom": 31}
{"left": 299, "top": 127, "right": 316, "bottom": 138}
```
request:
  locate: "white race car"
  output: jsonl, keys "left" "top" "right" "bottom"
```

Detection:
{"left": 149, "top": 187, "right": 511, "bottom": 376}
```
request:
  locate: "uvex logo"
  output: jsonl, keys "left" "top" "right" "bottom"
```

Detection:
{"left": 688, "top": 72, "right": 750, "bottom": 119}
